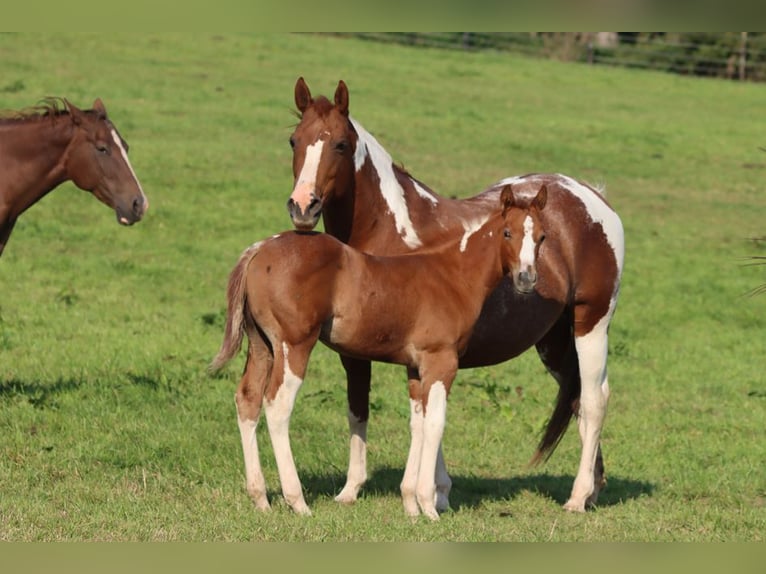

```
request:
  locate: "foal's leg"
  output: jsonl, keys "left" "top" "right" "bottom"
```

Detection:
{"left": 263, "top": 340, "right": 313, "bottom": 515}
{"left": 565, "top": 306, "right": 612, "bottom": 512}
{"left": 400, "top": 369, "right": 426, "bottom": 517}
{"left": 400, "top": 368, "right": 453, "bottom": 517}
{"left": 415, "top": 355, "right": 457, "bottom": 521}
{"left": 335, "top": 356, "right": 371, "bottom": 504}
{"left": 235, "top": 332, "right": 273, "bottom": 511}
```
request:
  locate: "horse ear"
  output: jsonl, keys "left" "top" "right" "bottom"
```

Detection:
{"left": 92, "top": 98, "right": 108, "bottom": 119}
{"left": 500, "top": 184, "right": 515, "bottom": 213}
{"left": 533, "top": 185, "right": 548, "bottom": 211}
{"left": 334, "top": 80, "right": 349, "bottom": 116}
{"left": 64, "top": 99, "right": 83, "bottom": 125}
{"left": 295, "top": 77, "right": 312, "bottom": 113}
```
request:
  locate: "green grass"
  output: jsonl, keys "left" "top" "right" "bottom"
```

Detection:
{"left": 0, "top": 33, "right": 764, "bottom": 541}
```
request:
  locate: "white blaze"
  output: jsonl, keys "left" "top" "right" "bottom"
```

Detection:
{"left": 111, "top": 129, "right": 148, "bottom": 208}
{"left": 519, "top": 215, "right": 537, "bottom": 270}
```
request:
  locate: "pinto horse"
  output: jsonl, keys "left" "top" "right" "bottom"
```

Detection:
{"left": 286, "top": 77, "right": 625, "bottom": 513}
{"left": 0, "top": 98, "right": 148, "bottom": 256}
{"left": 212, "top": 184, "right": 547, "bottom": 519}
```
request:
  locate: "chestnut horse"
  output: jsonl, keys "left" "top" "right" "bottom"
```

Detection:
{"left": 211, "top": 184, "right": 548, "bottom": 519}
{"left": 0, "top": 98, "right": 148, "bottom": 256}
{"left": 286, "top": 78, "right": 625, "bottom": 513}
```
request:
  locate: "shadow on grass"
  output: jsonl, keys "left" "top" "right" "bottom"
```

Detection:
{"left": 0, "top": 377, "right": 82, "bottom": 409}
{"left": 299, "top": 466, "right": 654, "bottom": 510}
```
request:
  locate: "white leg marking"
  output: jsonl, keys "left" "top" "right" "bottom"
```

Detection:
{"left": 335, "top": 409, "right": 368, "bottom": 504}
{"left": 565, "top": 314, "right": 611, "bottom": 512}
{"left": 263, "top": 343, "right": 310, "bottom": 515}
{"left": 111, "top": 129, "right": 148, "bottom": 208}
{"left": 400, "top": 397, "right": 425, "bottom": 517}
{"left": 236, "top": 409, "right": 270, "bottom": 511}
{"left": 416, "top": 382, "right": 448, "bottom": 521}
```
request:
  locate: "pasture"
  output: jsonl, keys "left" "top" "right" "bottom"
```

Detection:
{"left": 0, "top": 33, "right": 764, "bottom": 541}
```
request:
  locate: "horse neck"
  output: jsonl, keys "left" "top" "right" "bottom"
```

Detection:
{"left": 0, "top": 117, "right": 74, "bottom": 219}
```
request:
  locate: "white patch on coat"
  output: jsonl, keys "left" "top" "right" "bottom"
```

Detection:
{"left": 556, "top": 174, "right": 624, "bottom": 277}
{"left": 350, "top": 118, "right": 422, "bottom": 249}
{"left": 413, "top": 180, "right": 438, "bottom": 204}
{"left": 459, "top": 214, "right": 491, "bottom": 252}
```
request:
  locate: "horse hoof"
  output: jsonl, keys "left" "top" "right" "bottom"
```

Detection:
{"left": 334, "top": 488, "right": 359, "bottom": 505}
{"left": 563, "top": 499, "right": 586, "bottom": 513}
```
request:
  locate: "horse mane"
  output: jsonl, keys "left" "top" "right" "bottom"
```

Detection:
{"left": 0, "top": 97, "right": 70, "bottom": 123}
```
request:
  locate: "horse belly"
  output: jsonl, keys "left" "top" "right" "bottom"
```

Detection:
{"left": 458, "top": 282, "right": 563, "bottom": 368}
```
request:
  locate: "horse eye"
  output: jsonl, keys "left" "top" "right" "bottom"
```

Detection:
{"left": 503, "top": 229, "right": 511, "bottom": 239}
{"left": 96, "top": 144, "right": 109, "bottom": 154}
{"left": 334, "top": 140, "right": 348, "bottom": 153}
{"left": 289, "top": 136, "right": 296, "bottom": 149}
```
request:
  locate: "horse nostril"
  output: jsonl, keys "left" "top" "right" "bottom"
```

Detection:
{"left": 132, "top": 197, "right": 143, "bottom": 215}
{"left": 308, "top": 196, "right": 321, "bottom": 212}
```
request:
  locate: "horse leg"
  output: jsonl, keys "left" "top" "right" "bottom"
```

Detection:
{"left": 234, "top": 329, "right": 273, "bottom": 511}
{"left": 334, "top": 355, "right": 371, "bottom": 504}
{"left": 564, "top": 305, "right": 612, "bottom": 512}
{"left": 263, "top": 339, "right": 313, "bottom": 515}
{"left": 400, "top": 368, "right": 426, "bottom": 517}
{"left": 434, "top": 443, "right": 452, "bottom": 513}
{"left": 0, "top": 216, "right": 17, "bottom": 257}
{"left": 414, "top": 354, "right": 457, "bottom": 521}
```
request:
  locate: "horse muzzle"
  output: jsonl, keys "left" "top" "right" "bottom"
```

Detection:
{"left": 287, "top": 196, "right": 322, "bottom": 231}
{"left": 116, "top": 195, "right": 148, "bottom": 226}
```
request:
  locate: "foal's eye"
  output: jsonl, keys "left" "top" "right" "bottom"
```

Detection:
{"left": 503, "top": 229, "right": 512, "bottom": 239}
{"left": 334, "top": 140, "right": 348, "bottom": 153}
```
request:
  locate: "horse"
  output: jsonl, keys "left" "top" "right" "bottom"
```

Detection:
{"left": 285, "top": 77, "right": 625, "bottom": 513}
{"left": 0, "top": 98, "right": 148, "bottom": 256}
{"left": 211, "top": 183, "right": 548, "bottom": 519}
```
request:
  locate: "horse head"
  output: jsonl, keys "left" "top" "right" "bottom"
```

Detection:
{"left": 500, "top": 183, "right": 547, "bottom": 294}
{"left": 64, "top": 99, "right": 148, "bottom": 226}
{"left": 287, "top": 77, "right": 358, "bottom": 231}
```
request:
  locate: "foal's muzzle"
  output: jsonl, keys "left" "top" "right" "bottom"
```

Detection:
{"left": 287, "top": 196, "right": 322, "bottom": 231}
{"left": 513, "top": 269, "right": 538, "bottom": 294}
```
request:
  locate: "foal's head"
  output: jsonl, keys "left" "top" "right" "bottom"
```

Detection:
{"left": 64, "top": 99, "right": 148, "bottom": 225}
{"left": 500, "top": 184, "right": 547, "bottom": 294}
{"left": 287, "top": 77, "right": 357, "bottom": 231}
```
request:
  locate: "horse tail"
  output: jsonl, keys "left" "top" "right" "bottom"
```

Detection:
{"left": 529, "top": 364, "right": 580, "bottom": 466}
{"left": 209, "top": 242, "right": 262, "bottom": 372}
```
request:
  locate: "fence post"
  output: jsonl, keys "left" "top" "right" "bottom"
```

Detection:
{"left": 739, "top": 32, "right": 748, "bottom": 81}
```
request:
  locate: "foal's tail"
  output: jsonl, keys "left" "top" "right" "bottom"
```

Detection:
{"left": 209, "top": 242, "right": 261, "bottom": 372}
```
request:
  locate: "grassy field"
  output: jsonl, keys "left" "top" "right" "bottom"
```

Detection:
{"left": 0, "top": 33, "right": 764, "bottom": 541}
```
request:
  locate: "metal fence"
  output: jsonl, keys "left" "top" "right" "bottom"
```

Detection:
{"left": 333, "top": 33, "right": 766, "bottom": 82}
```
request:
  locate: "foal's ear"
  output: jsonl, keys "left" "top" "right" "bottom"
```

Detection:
{"left": 295, "top": 76, "right": 313, "bottom": 113}
{"left": 92, "top": 98, "right": 108, "bottom": 119}
{"left": 533, "top": 184, "right": 548, "bottom": 211}
{"left": 500, "top": 184, "right": 515, "bottom": 213}
{"left": 334, "top": 80, "right": 349, "bottom": 116}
